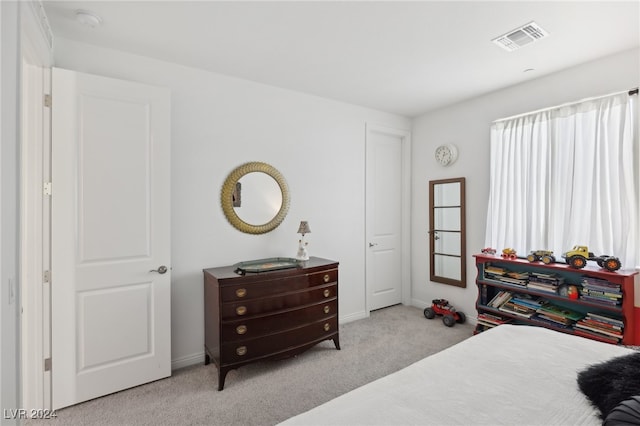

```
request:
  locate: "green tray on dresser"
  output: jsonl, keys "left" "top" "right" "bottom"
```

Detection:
{"left": 233, "top": 257, "right": 302, "bottom": 274}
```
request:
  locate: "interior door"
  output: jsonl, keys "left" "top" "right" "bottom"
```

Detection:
{"left": 365, "top": 125, "right": 407, "bottom": 311}
{"left": 51, "top": 68, "right": 171, "bottom": 409}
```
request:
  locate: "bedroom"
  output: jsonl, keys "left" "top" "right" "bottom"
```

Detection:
{"left": 1, "top": 0, "right": 639, "bottom": 424}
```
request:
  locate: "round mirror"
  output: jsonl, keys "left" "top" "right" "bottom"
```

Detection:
{"left": 220, "top": 162, "right": 290, "bottom": 234}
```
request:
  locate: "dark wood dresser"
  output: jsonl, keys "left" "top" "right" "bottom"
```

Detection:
{"left": 203, "top": 256, "right": 340, "bottom": 390}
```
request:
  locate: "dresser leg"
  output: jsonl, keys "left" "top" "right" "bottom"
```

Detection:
{"left": 218, "top": 368, "right": 230, "bottom": 391}
{"left": 333, "top": 336, "right": 341, "bottom": 350}
{"left": 204, "top": 353, "right": 211, "bottom": 365}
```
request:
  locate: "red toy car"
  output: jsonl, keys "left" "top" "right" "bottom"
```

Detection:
{"left": 423, "top": 299, "right": 466, "bottom": 327}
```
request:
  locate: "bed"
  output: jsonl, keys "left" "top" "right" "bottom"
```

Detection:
{"left": 280, "top": 324, "right": 639, "bottom": 426}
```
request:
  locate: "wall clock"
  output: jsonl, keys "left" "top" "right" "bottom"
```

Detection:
{"left": 435, "top": 144, "right": 458, "bottom": 166}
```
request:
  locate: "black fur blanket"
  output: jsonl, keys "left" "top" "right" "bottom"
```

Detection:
{"left": 577, "top": 351, "right": 640, "bottom": 419}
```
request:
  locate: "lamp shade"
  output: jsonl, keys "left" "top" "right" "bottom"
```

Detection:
{"left": 297, "top": 221, "right": 311, "bottom": 235}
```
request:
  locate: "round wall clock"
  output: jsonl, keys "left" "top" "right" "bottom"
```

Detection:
{"left": 435, "top": 144, "right": 458, "bottom": 166}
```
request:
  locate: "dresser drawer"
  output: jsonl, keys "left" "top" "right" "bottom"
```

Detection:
{"left": 221, "top": 284, "right": 337, "bottom": 319}
{"left": 221, "top": 299, "right": 337, "bottom": 342}
{"left": 220, "top": 316, "right": 338, "bottom": 363}
{"left": 220, "top": 269, "right": 338, "bottom": 302}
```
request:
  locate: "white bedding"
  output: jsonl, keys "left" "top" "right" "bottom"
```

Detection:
{"left": 280, "top": 324, "right": 634, "bottom": 426}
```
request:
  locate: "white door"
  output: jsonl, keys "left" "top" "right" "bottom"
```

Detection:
{"left": 365, "top": 124, "right": 410, "bottom": 311}
{"left": 51, "top": 68, "right": 171, "bottom": 409}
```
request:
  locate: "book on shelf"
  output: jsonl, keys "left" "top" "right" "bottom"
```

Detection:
{"left": 582, "top": 289, "right": 623, "bottom": 298}
{"left": 574, "top": 322, "right": 623, "bottom": 339}
{"left": 499, "top": 301, "right": 537, "bottom": 318}
{"left": 529, "top": 272, "right": 564, "bottom": 285}
{"left": 573, "top": 328, "right": 621, "bottom": 344}
{"left": 506, "top": 271, "right": 529, "bottom": 280}
{"left": 499, "top": 276, "right": 528, "bottom": 286}
{"left": 536, "top": 303, "right": 584, "bottom": 323}
{"left": 526, "top": 282, "right": 559, "bottom": 294}
{"left": 477, "top": 315, "right": 511, "bottom": 328}
{"left": 574, "top": 311, "right": 624, "bottom": 343}
{"left": 488, "top": 291, "right": 512, "bottom": 308}
{"left": 477, "top": 312, "right": 510, "bottom": 324}
{"left": 484, "top": 266, "right": 507, "bottom": 277}
{"left": 585, "top": 312, "right": 624, "bottom": 328}
{"left": 580, "top": 295, "right": 621, "bottom": 306}
{"left": 510, "top": 294, "right": 545, "bottom": 310}
{"left": 531, "top": 314, "right": 572, "bottom": 329}
{"left": 581, "top": 276, "right": 621, "bottom": 290}
{"left": 580, "top": 315, "right": 624, "bottom": 331}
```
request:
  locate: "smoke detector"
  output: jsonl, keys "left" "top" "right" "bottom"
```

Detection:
{"left": 492, "top": 21, "right": 549, "bottom": 52}
{"left": 75, "top": 10, "right": 102, "bottom": 28}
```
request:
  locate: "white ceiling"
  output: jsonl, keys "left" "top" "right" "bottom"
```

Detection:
{"left": 42, "top": 1, "right": 640, "bottom": 117}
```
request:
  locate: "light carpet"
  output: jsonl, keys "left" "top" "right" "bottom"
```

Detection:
{"left": 26, "top": 304, "right": 474, "bottom": 426}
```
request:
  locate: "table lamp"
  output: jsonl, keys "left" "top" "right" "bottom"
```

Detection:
{"left": 296, "top": 221, "right": 311, "bottom": 260}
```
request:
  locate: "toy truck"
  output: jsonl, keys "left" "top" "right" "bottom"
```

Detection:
{"left": 423, "top": 299, "right": 466, "bottom": 327}
{"left": 562, "top": 245, "right": 621, "bottom": 272}
{"left": 527, "top": 250, "right": 556, "bottom": 265}
{"left": 501, "top": 248, "right": 517, "bottom": 260}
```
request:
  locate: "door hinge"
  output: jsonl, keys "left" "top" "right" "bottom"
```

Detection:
{"left": 43, "top": 182, "right": 52, "bottom": 196}
{"left": 44, "top": 358, "right": 51, "bottom": 372}
{"left": 43, "top": 270, "right": 50, "bottom": 283}
{"left": 44, "top": 94, "right": 52, "bottom": 108}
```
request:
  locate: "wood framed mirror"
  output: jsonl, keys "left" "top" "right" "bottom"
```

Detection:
{"left": 429, "top": 177, "right": 466, "bottom": 287}
{"left": 221, "top": 162, "right": 290, "bottom": 234}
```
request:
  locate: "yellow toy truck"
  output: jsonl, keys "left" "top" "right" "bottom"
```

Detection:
{"left": 562, "top": 245, "right": 621, "bottom": 272}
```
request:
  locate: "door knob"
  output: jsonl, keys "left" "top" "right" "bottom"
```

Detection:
{"left": 150, "top": 265, "right": 168, "bottom": 274}
{"left": 369, "top": 242, "right": 378, "bottom": 247}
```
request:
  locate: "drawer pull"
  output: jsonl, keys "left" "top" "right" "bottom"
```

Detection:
{"left": 323, "top": 274, "right": 330, "bottom": 283}
{"left": 236, "top": 346, "right": 247, "bottom": 356}
{"left": 323, "top": 289, "right": 330, "bottom": 298}
{"left": 236, "top": 306, "right": 247, "bottom": 316}
{"left": 324, "top": 323, "right": 330, "bottom": 332}
{"left": 235, "top": 288, "right": 247, "bottom": 298}
{"left": 236, "top": 325, "right": 247, "bottom": 335}
{"left": 324, "top": 305, "right": 330, "bottom": 314}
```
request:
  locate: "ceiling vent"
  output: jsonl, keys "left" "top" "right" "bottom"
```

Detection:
{"left": 492, "top": 21, "right": 549, "bottom": 52}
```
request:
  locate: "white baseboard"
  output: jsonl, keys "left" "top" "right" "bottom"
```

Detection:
{"left": 339, "top": 310, "right": 368, "bottom": 324}
{"left": 411, "top": 297, "right": 429, "bottom": 309}
{"left": 172, "top": 352, "right": 205, "bottom": 371}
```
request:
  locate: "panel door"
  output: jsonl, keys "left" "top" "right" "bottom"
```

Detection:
{"left": 365, "top": 126, "right": 405, "bottom": 311}
{"left": 51, "top": 68, "right": 171, "bottom": 409}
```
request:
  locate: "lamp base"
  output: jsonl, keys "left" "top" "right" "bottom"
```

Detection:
{"left": 296, "top": 241, "right": 309, "bottom": 261}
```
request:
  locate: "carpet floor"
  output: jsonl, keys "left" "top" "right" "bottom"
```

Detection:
{"left": 26, "top": 304, "right": 474, "bottom": 426}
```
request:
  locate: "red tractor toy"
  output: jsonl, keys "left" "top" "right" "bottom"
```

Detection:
{"left": 423, "top": 299, "right": 466, "bottom": 327}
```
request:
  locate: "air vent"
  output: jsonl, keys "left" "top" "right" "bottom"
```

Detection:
{"left": 492, "top": 21, "right": 549, "bottom": 52}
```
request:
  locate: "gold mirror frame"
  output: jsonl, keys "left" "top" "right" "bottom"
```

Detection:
{"left": 221, "top": 162, "right": 290, "bottom": 234}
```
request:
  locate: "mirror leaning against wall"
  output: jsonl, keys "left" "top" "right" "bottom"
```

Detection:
{"left": 429, "top": 177, "right": 466, "bottom": 288}
{"left": 221, "top": 162, "right": 290, "bottom": 234}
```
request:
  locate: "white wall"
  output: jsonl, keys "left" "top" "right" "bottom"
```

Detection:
{"left": 411, "top": 48, "right": 640, "bottom": 320}
{"left": 53, "top": 38, "right": 410, "bottom": 368}
{"left": 1, "top": 1, "right": 20, "bottom": 422}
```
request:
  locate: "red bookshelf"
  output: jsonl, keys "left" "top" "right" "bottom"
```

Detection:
{"left": 474, "top": 253, "right": 639, "bottom": 345}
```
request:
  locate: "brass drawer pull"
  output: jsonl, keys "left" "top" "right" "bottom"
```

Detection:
{"left": 323, "top": 289, "right": 330, "bottom": 298}
{"left": 235, "top": 288, "right": 247, "bottom": 298}
{"left": 323, "top": 274, "right": 330, "bottom": 283}
{"left": 324, "top": 323, "right": 330, "bottom": 332}
{"left": 236, "top": 346, "right": 247, "bottom": 356}
{"left": 236, "top": 306, "right": 247, "bottom": 316}
{"left": 324, "top": 305, "right": 330, "bottom": 314}
{"left": 236, "top": 325, "right": 247, "bottom": 335}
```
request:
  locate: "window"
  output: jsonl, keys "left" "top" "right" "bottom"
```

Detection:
{"left": 485, "top": 91, "right": 638, "bottom": 268}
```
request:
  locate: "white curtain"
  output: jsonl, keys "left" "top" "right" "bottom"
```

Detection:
{"left": 485, "top": 92, "right": 638, "bottom": 269}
